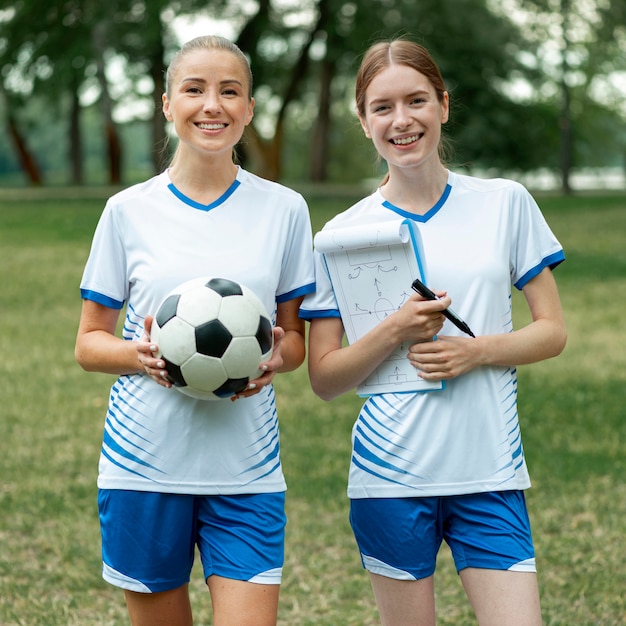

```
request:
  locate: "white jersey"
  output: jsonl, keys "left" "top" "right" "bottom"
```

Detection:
{"left": 81, "top": 168, "right": 315, "bottom": 495}
{"left": 300, "top": 170, "right": 564, "bottom": 498}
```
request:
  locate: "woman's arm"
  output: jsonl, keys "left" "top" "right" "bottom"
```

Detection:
{"left": 75, "top": 300, "right": 142, "bottom": 375}
{"left": 308, "top": 295, "right": 449, "bottom": 401}
{"left": 408, "top": 267, "right": 567, "bottom": 380}
{"left": 274, "top": 296, "right": 307, "bottom": 373}
{"left": 229, "top": 296, "right": 307, "bottom": 401}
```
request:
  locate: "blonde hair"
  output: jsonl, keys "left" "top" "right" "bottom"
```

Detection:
{"left": 162, "top": 36, "right": 253, "bottom": 169}
{"left": 165, "top": 35, "right": 252, "bottom": 100}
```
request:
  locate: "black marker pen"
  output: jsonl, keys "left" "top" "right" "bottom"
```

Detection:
{"left": 411, "top": 278, "right": 475, "bottom": 338}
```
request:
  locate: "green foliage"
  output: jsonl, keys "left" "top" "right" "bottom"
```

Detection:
{"left": 0, "top": 188, "right": 625, "bottom": 624}
{"left": 1, "top": 0, "right": 625, "bottom": 185}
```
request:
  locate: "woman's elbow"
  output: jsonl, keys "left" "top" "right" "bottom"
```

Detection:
{"left": 308, "top": 371, "right": 340, "bottom": 402}
{"left": 277, "top": 341, "right": 306, "bottom": 373}
{"left": 553, "top": 325, "right": 568, "bottom": 357}
{"left": 311, "top": 386, "right": 337, "bottom": 403}
{"left": 543, "top": 321, "right": 567, "bottom": 359}
{"left": 74, "top": 337, "right": 101, "bottom": 372}
{"left": 74, "top": 344, "right": 93, "bottom": 372}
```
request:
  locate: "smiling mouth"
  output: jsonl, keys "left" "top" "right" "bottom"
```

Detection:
{"left": 391, "top": 134, "right": 422, "bottom": 145}
{"left": 197, "top": 122, "right": 227, "bottom": 130}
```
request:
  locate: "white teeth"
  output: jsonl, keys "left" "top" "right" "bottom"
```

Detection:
{"left": 392, "top": 135, "right": 419, "bottom": 145}
{"left": 197, "top": 123, "right": 226, "bottom": 130}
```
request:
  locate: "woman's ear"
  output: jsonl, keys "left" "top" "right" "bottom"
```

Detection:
{"left": 441, "top": 91, "right": 449, "bottom": 124}
{"left": 162, "top": 93, "right": 173, "bottom": 122}
{"left": 245, "top": 97, "right": 255, "bottom": 126}
{"left": 358, "top": 114, "right": 371, "bottom": 139}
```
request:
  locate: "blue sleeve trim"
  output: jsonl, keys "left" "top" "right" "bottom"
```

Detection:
{"left": 276, "top": 282, "right": 316, "bottom": 303}
{"left": 514, "top": 250, "right": 566, "bottom": 290}
{"left": 299, "top": 308, "right": 341, "bottom": 320}
{"left": 80, "top": 289, "right": 125, "bottom": 309}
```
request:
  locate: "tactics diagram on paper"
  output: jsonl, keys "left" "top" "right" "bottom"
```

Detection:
{"left": 314, "top": 219, "right": 444, "bottom": 396}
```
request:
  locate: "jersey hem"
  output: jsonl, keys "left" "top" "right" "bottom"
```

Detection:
{"left": 347, "top": 480, "right": 532, "bottom": 499}
{"left": 97, "top": 477, "right": 288, "bottom": 495}
{"left": 299, "top": 308, "right": 341, "bottom": 320}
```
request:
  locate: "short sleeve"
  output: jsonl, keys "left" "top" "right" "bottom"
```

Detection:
{"left": 79, "top": 201, "right": 128, "bottom": 308}
{"left": 276, "top": 195, "right": 316, "bottom": 303}
{"left": 299, "top": 248, "right": 341, "bottom": 320}
{"left": 509, "top": 185, "right": 565, "bottom": 290}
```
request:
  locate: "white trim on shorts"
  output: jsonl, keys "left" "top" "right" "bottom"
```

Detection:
{"left": 102, "top": 563, "right": 151, "bottom": 593}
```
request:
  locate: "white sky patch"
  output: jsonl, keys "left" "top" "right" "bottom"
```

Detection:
{"left": 171, "top": 14, "right": 237, "bottom": 44}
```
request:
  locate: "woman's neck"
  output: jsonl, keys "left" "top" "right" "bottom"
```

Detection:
{"left": 168, "top": 155, "right": 239, "bottom": 205}
{"left": 381, "top": 165, "right": 449, "bottom": 216}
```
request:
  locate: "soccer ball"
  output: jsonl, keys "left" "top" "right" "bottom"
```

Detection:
{"left": 150, "top": 277, "right": 274, "bottom": 400}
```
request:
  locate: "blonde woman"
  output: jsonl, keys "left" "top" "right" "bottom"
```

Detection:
{"left": 76, "top": 36, "right": 314, "bottom": 626}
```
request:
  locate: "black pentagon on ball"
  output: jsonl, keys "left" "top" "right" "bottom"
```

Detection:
{"left": 155, "top": 294, "right": 181, "bottom": 327}
{"left": 214, "top": 377, "right": 249, "bottom": 398}
{"left": 206, "top": 277, "right": 243, "bottom": 297}
{"left": 162, "top": 359, "right": 186, "bottom": 387}
{"left": 256, "top": 317, "right": 273, "bottom": 354}
{"left": 195, "top": 318, "right": 233, "bottom": 358}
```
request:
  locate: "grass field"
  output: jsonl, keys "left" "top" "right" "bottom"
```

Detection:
{"left": 1, "top": 187, "right": 625, "bottom": 625}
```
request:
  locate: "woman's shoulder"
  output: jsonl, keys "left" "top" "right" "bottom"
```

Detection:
{"left": 237, "top": 168, "right": 305, "bottom": 202}
{"left": 321, "top": 190, "right": 384, "bottom": 230}
{"left": 106, "top": 172, "right": 169, "bottom": 207}
{"left": 449, "top": 170, "right": 528, "bottom": 195}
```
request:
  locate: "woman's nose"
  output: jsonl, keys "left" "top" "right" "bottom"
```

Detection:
{"left": 202, "top": 91, "right": 221, "bottom": 113}
{"left": 392, "top": 104, "right": 411, "bottom": 128}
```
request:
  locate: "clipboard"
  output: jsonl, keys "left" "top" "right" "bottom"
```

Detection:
{"left": 314, "top": 219, "right": 444, "bottom": 396}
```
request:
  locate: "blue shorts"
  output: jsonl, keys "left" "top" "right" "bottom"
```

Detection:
{"left": 98, "top": 489, "right": 286, "bottom": 593}
{"left": 350, "top": 491, "right": 535, "bottom": 580}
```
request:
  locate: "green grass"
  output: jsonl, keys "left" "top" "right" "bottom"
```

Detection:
{"left": 1, "top": 188, "right": 625, "bottom": 625}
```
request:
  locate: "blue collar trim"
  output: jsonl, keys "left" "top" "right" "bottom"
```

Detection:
{"left": 167, "top": 178, "right": 241, "bottom": 211}
{"left": 381, "top": 183, "right": 452, "bottom": 222}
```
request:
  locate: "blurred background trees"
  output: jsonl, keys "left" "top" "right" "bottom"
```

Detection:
{"left": 0, "top": 0, "right": 624, "bottom": 192}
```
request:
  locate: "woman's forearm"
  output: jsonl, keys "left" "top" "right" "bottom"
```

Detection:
{"left": 75, "top": 330, "right": 143, "bottom": 375}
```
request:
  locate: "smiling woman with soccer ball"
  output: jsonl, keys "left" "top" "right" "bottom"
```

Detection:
{"left": 75, "top": 35, "right": 314, "bottom": 626}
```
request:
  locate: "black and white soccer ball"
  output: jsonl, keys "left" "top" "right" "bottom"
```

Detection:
{"left": 150, "top": 277, "right": 274, "bottom": 400}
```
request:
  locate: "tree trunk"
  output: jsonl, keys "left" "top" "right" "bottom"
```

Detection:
{"left": 310, "top": 57, "right": 334, "bottom": 182}
{"left": 150, "top": 59, "right": 168, "bottom": 172}
{"left": 236, "top": 0, "right": 327, "bottom": 180}
{"left": 69, "top": 87, "right": 83, "bottom": 185}
{"left": 242, "top": 123, "right": 282, "bottom": 182}
{"left": 559, "top": 87, "right": 572, "bottom": 195}
{"left": 560, "top": 0, "right": 573, "bottom": 195}
{"left": 92, "top": 20, "right": 122, "bottom": 185}
{"left": 146, "top": 9, "right": 167, "bottom": 174}
{"left": 7, "top": 111, "right": 43, "bottom": 185}
{"left": 106, "top": 121, "right": 122, "bottom": 185}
